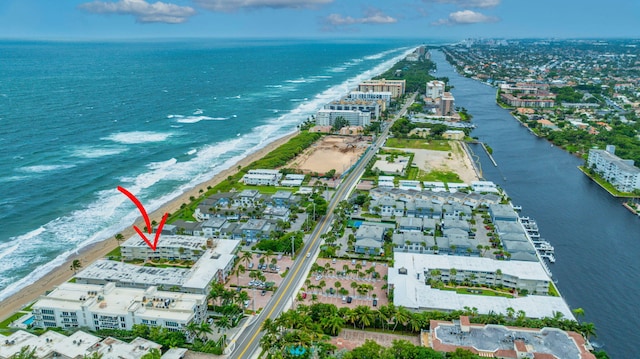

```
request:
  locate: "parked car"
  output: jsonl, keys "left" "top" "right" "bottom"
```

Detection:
{"left": 346, "top": 296, "right": 352, "bottom": 304}
{"left": 329, "top": 288, "right": 335, "bottom": 294}
{"left": 372, "top": 299, "right": 378, "bottom": 307}
{"left": 261, "top": 290, "right": 266, "bottom": 296}
{"left": 342, "top": 296, "right": 347, "bottom": 303}
{"left": 302, "top": 292, "right": 307, "bottom": 299}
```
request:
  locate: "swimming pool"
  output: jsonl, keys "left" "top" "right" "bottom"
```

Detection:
{"left": 22, "top": 316, "right": 34, "bottom": 325}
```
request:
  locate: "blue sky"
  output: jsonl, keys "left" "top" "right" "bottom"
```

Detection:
{"left": 1, "top": 0, "right": 638, "bottom": 40}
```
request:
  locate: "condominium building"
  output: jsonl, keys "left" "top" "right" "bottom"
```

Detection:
{"left": 348, "top": 91, "right": 392, "bottom": 106}
{"left": 587, "top": 146, "right": 640, "bottom": 192}
{"left": 357, "top": 79, "right": 406, "bottom": 98}
{"left": 241, "top": 169, "right": 282, "bottom": 186}
{"left": 499, "top": 93, "right": 555, "bottom": 108}
{"left": 315, "top": 109, "right": 371, "bottom": 127}
{"left": 76, "top": 239, "right": 240, "bottom": 294}
{"left": 439, "top": 92, "right": 455, "bottom": 116}
{"left": 426, "top": 80, "right": 445, "bottom": 100}
{"left": 325, "top": 98, "right": 383, "bottom": 118}
{"left": 427, "top": 316, "right": 595, "bottom": 359}
{"left": 121, "top": 234, "right": 212, "bottom": 261}
{"left": 31, "top": 282, "right": 207, "bottom": 334}
{"left": 388, "top": 253, "right": 573, "bottom": 319}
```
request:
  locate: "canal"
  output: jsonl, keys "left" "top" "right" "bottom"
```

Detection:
{"left": 430, "top": 49, "right": 639, "bottom": 358}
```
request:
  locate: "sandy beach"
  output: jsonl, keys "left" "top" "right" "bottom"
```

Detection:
{"left": 0, "top": 132, "right": 298, "bottom": 323}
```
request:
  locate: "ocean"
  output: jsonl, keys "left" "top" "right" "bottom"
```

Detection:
{"left": 0, "top": 38, "right": 424, "bottom": 301}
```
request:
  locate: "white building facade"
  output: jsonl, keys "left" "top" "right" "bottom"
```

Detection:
{"left": 587, "top": 147, "right": 640, "bottom": 192}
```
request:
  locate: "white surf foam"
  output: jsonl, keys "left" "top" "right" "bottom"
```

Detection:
{"left": 175, "top": 116, "right": 228, "bottom": 124}
{"left": 103, "top": 131, "right": 173, "bottom": 144}
{"left": 18, "top": 164, "right": 76, "bottom": 173}
{"left": 69, "top": 146, "right": 128, "bottom": 159}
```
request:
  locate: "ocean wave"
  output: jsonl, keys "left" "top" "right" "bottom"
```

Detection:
{"left": 18, "top": 164, "right": 76, "bottom": 173}
{"left": 102, "top": 131, "right": 173, "bottom": 144}
{"left": 176, "top": 116, "right": 228, "bottom": 124}
{"left": 265, "top": 85, "right": 283, "bottom": 88}
{"left": 193, "top": 109, "right": 203, "bottom": 115}
{"left": 285, "top": 79, "right": 307, "bottom": 84}
{"left": 69, "top": 146, "right": 128, "bottom": 159}
{"left": 147, "top": 158, "right": 177, "bottom": 170}
{"left": 328, "top": 66, "right": 346, "bottom": 73}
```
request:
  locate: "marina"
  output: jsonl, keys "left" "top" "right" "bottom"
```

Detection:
{"left": 518, "top": 213, "right": 556, "bottom": 275}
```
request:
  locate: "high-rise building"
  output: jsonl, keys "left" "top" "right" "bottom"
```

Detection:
{"left": 426, "top": 80, "right": 445, "bottom": 100}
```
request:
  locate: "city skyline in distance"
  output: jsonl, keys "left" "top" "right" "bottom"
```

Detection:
{"left": 1, "top": 0, "right": 639, "bottom": 40}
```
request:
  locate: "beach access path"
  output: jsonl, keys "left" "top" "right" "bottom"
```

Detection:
{"left": 0, "top": 132, "right": 299, "bottom": 322}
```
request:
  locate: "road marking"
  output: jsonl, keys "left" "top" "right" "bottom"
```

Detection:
{"left": 235, "top": 186, "right": 349, "bottom": 358}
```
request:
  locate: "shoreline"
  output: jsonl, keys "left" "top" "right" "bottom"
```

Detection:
{"left": 0, "top": 131, "right": 299, "bottom": 323}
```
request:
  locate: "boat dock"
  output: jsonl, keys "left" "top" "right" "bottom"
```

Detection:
{"left": 518, "top": 214, "right": 556, "bottom": 275}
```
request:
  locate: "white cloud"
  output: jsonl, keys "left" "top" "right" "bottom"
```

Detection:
{"left": 427, "top": 0, "right": 500, "bottom": 8}
{"left": 194, "top": 0, "right": 333, "bottom": 12}
{"left": 324, "top": 9, "right": 397, "bottom": 27}
{"left": 433, "top": 9, "right": 498, "bottom": 25}
{"left": 79, "top": 0, "right": 196, "bottom": 23}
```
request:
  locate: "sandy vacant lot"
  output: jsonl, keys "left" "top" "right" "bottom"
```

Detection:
{"left": 285, "top": 135, "right": 370, "bottom": 176}
{"left": 390, "top": 141, "right": 479, "bottom": 184}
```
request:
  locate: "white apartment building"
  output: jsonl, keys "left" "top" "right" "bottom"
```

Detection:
{"left": 426, "top": 80, "right": 445, "bottom": 100}
{"left": 325, "top": 98, "right": 383, "bottom": 118}
{"left": 348, "top": 91, "right": 392, "bottom": 106}
{"left": 76, "top": 239, "right": 240, "bottom": 294}
{"left": 587, "top": 146, "right": 640, "bottom": 193}
{"left": 31, "top": 282, "right": 207, "bottom": 335}
{"left": 121, "top": 234, "right": 211, "bottom": 261}
{"left": 315, "top": 109, "right": 371, "bottom": 127}
{"left": 241, "top": 169, "right": 282, "bottom": 186}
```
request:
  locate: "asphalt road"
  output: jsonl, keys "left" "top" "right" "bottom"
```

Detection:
{"left": 227, "top": 92, "right": 417, "bottom": 359}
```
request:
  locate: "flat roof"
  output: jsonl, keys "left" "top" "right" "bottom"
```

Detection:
{"left": 122, "top": 234, "right": 207, "bottom": 249}
{"left": 433, "top": 321, "right": 585, "bottom": 359}
{"left": 389, "top": 254, "right": 572, "bottom": 319}
{"left": 35, "top": 282, "right": 205, "bottom": 322}
{"left": 394, "top": 252, "right": 549, "bottom": 281}
{"left": 76, "top": 259, "right": 188, "bottom": 287}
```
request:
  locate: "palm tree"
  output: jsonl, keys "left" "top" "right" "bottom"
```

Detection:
{"left": 320, "top": 315, "right": 345, "bottom": 336}
{"left": 235, "top": 264, "right": 246, "bottom": 288}
{"left": 350, "top": 281, "right": 358, "bottom": 296}
{"left": 198, "top": 321, "right": 213, "bottom": 341}
{"left": 11, "top": 346, "right": 37, "bottom": 359}
{"left": 216, "top": 315, "right": 232, "bottom": 335}
{"left": 241, "top": 251, "right": 253, "bottom": 268}
{"left": 579, "top": 322, "right": 597, "bottom": 340}
{"left": 115, "top": 233, "right": 125, "bottom": 245}
{"left": 140, "top": 348, "right": 161, "bottom": 359}
{"left": 70, "top": 259, "right": 82, "bottom": 274}
{"left": 185, "top": 322, "right": 199, "bottom": 341}
{"left": 394, "top": 306, "right": 411, "bottom": 331}
{"left": 355, "top": 305, "right": 375, "bottom": 329}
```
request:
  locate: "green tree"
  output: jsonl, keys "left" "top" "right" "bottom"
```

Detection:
{"left": 141, "top": 348, "right": 162, "bottom": 359}
{"left": 70, "top": 259, "right": 82, "bottom": 274}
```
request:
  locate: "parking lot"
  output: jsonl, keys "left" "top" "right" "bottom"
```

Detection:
{"left": 228, "top": 252, "right": 295, "bottom": 312}
{"left": 297, "top": 258, "right": 390, "bottom": 309}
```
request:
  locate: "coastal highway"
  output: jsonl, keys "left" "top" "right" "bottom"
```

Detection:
{"left": 228, "top": 92, "right": 417, "bottom": 359}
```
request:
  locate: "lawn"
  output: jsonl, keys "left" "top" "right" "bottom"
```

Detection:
{"left": 385, "top": 138, "right": 451, "bottom": 151}
{"left": 419, "top": 170, "right": 463, "bottom": 183}
{"left": 441, "top": 286, "right": 514, "bottom": 298}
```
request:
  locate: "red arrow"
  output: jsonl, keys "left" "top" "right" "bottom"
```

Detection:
{"left": 117, "top": 186, "right": 168, "bottom": 251}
